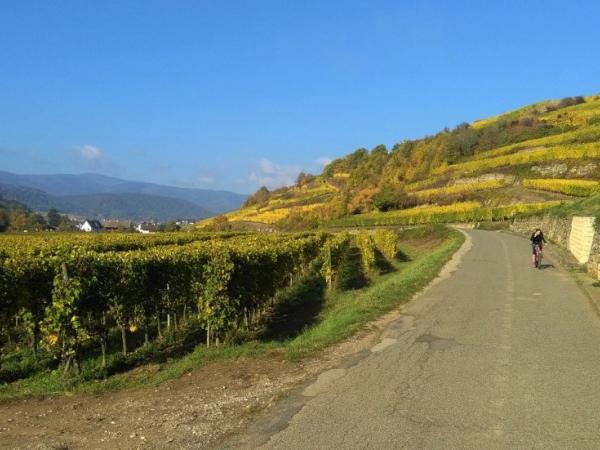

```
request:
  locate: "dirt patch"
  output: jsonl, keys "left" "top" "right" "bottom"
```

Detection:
{"left": 453, "top": 173, "right": 515, "bottom": 185}
{"left": 0, "top": 356, "right": 306, "bottom": 449}
{"left": 0, "top": 325, "right": 395, "bottom": 449}
{"left": 407, "top": 236, "right": 444, "bottom": 250}
{"left": 0, "top": 292, "right": 435, "bottom": 450}
{"left": 480, "top": 185, "right": 572, "bottom": 204}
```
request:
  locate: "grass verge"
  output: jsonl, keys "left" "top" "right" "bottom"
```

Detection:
{"left": 0, "top": 226, "right": 464, "bottom": 402}
{"left": 286, "top": 225, "right": 463, "bottom": 359}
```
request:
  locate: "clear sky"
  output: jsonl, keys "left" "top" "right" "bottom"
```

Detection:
{"left": 1, "top": 0, "right": 599, "bottom": 194}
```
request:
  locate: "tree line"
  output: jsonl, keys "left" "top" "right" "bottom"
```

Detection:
{"left": 0, "top": 197, "right": 74, "bottom": 232}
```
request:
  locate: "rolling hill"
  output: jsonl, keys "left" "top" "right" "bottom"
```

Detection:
{"left": 0, "top": 172, "right": 248, "bottom": 221}
{"left": 204, "top": 93, "right": 600, "bottom": 228}
{"left": 0, "top": 183, "right": 213, "bottom": 222}
{"left": 0, "top": 195, "right": 28, "bottom": 212}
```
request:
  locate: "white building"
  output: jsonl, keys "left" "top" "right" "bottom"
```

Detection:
{"left": 79, "top": 220, "right": 103, "bottom": 232}
{"left": 135, "top": 222, "right": 157, "bottom": 234}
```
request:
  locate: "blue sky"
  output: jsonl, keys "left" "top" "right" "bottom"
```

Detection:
{"left": 1, "top": 0, "right": 599, "bottom": 194}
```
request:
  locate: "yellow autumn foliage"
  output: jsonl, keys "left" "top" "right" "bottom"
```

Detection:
{"left": 523, "top": 178, "right": 600, "bottom": 197}
{"left": 471, "top": 125, "right": 600, "bottom": 161}
{"left": 330, "top": 201, "right": 563, "bottom": 227}
{"left": 228, "top": 203, "right": 326, "bottom": 224}
{"left": 47, "top": 334, "right": 59, "bottom": 346}
{"left": 436, "top": 143, "right": 600, "bottom": 177}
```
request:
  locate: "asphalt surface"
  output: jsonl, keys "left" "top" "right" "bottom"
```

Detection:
{"left": 223, "top": 230, "right": 600, "bottom": 449}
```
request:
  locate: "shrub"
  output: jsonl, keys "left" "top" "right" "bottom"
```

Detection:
{"left": 558, "top": 96, "right": 585, "bottom": 109}
{"left": 243, "top": 186, "right": 270, "bottom": 207}
{"left": 372, "top": 186, "right": 409, "bottom": 212}
{"left": 347, "top": 188, "right": 378, "bottom": 214}
{"left": 210, "top": 215, "right": 231, "bottom": 231}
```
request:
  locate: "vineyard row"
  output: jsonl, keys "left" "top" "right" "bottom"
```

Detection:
{"left": 329, "top": 201, "right": 562, "bottom": 227}
{"left": 0, "top": 230, "right": 398, "bottom": 376}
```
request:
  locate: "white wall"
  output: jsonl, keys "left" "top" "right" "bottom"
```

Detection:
{"left": 568, "top": 216, "right": 596, "bottom": 264}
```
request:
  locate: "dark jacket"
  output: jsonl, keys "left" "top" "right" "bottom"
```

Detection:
{"left": 530, "top": 231, "right": 546, "bottom": 246}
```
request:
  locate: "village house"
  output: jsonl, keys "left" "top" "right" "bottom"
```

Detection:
{"left": 79, "top": 220, "right": 103, "bottom": 232}
{"left": 102, "top": 220, "right": 132, "bottom": 232}
{"left": 135, "top": 222, "right": 157, "bottom": 234}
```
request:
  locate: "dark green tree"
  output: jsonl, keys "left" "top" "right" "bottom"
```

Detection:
{"left": 162, "top": 221, "right": 180, "bottom": 232}
{"left": 27, "top": 214, "right": 47, "bottom": 231}
{"left": 58, "top": 215, "right": 74, "bottom": 231}
{"left": 447, "top": 123, "right": 478, "bottom": 163}
{"left": 373, "top": 185, "right": 405, "bottom": 212}
{"left": 0, "top": 209, "right": 9, "bottom": 232}
{"left": 243, "top": 186, "right": 270, "bottom": 207}
{"left": 47, "top": 208, "right": 61, "bottom": 228}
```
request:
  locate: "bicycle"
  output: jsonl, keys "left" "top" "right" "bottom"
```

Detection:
{"left": 532, "top": 243, "right": 543, "bottom": 269}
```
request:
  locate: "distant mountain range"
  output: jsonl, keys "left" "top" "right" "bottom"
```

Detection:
{"left": 0, "top": 171, "right": 248, "bottom": 222}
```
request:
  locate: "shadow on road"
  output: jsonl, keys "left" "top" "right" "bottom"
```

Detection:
{"left": 538, "top": 263, "right": 555, "bottom": 270}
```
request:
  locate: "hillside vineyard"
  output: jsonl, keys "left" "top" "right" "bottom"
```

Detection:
{"left": 215, "top": 94, "right": 600, "bottom": 229}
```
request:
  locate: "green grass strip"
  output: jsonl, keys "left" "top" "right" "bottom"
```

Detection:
{"left": 286, "top": 228, "right": 464, "bottom": 359}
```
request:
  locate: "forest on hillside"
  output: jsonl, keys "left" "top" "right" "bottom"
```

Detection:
{"left": 0, "top": 197, "right": 74, "bottom": 232}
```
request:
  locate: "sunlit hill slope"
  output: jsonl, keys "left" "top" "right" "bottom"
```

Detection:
{"left": 203, "top": 93, "right": 600, "bottom": 229}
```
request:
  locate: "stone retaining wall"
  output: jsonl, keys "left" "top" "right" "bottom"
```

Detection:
{"left": 510, "top": 215, "right": 599, "bottom": 277}
{"left": 588, "top": 235, "right": 600, "bottom": 279}
{"left": 509, "top": 215, "right": 572, "bottom": 248}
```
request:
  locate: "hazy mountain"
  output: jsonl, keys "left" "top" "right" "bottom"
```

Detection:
{"left": 0, "top": 182, "right": 212, "bottom": 221}
{"left": 55, "top": 193, "right": 213, "bottom": 222}
{"left": 0, "top": 171, "right": 247, "bottom": 214}
{"left": 0, "top": 194, "right": 29, "bottom": 212}
{"left": 0, "top": 183, "right": 50, "bottom": 211}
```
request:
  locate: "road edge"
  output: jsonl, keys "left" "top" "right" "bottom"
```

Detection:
{"left": 214, "top": 228, "right": 472, "bottom": 449}
{"left": 500, "top": 229, "right": 600, "bottom": 320}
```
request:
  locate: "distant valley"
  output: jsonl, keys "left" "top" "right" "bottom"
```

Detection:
{"left": 0, "top": 171, "right": 247, "bottom": 222}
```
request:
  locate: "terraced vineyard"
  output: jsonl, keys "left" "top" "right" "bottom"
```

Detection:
{"left": 410, "top": 179, "right": 508, "bottom": 201}
{"left": 329, "top": 201, "right": 562, "bottom": 227}
{"left": 206, "top": 93, "right": 600, "bottom": 229}
{"left": 522, "top": 178, "right": 600, "bottom": 197}
{"left": 209, "top": 182, "right": 337, "bottom": 225}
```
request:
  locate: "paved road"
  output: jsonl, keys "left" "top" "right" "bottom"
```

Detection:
{"left": 224, "top": 230, "right": 600, "bottom": 449}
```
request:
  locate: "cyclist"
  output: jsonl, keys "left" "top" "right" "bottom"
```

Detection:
{"left": 530, "top": 228, "right": 546, "bottom": 268}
